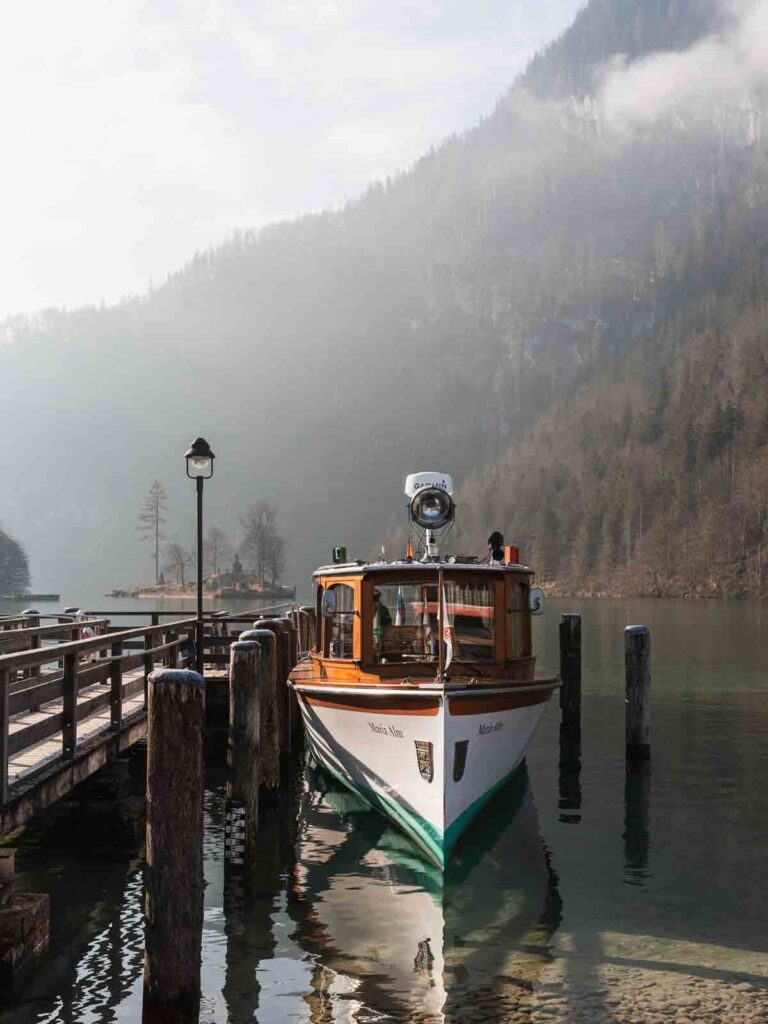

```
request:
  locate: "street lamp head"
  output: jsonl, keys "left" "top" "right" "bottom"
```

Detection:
{"left": 185, "top": 437, "right": 215, "bottom": 479}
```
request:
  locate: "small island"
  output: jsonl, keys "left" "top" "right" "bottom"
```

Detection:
{"left": 113, "top": 497, "right": 294, "bottom": 601}
{"left": 109, "top": 554, "right": 295, "bottom": 601}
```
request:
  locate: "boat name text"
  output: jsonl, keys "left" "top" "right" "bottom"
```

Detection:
{"left": 368, "top": 721, "right": 404, "bottom": 739}
{"left": 478, "top": 721, "right": 503, "bottom": 736}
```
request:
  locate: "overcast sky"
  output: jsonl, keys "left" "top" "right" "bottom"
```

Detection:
{"left": 0, "top": 0, "right": 582, "bottom": 318}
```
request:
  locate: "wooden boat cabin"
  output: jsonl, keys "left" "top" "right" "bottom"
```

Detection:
{"left": 305, "top": 559, "right": 539, "bottom": 687}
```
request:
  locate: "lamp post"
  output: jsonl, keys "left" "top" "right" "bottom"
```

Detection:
{"left": 185, "top": 437, "right": 215, "bottom": 675}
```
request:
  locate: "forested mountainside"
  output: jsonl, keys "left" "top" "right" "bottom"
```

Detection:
{"left": 2, "top": 0, "right": 767, "bottom": 596}
{"left": 521, "top": 0, "right": 723, "bottom": 97}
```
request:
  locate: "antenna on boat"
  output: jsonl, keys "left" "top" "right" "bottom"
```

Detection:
{"left": 404, "top": 472, "right": 455, "bottom": 560}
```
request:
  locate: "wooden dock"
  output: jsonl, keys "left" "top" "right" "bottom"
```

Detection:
{"left": 0, "top": 617, "right": 196, "bottom": 835}
{"left": 0, "top": 602, "right": 309, "bottom": 999}
{"left": 0, "top": 604, "right": 300, "bottom": 837}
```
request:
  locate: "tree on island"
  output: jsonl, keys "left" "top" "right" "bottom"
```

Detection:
{"left": 241, "top": 502, "right": 284, "bottom": 587}
{"left": 0, "top": 528, "right": 31, "bottom": 597}
{"left": 204, "top": 526, "right": 231, "bottom": 578}
{"left": 137, "top": 481, "right": 168, "bottom": 584}
{"left": 164, "top": 541, "right": 193, "bottom": 587}
{"left": 266, "top": 534, "right": 285, "bottom": 586}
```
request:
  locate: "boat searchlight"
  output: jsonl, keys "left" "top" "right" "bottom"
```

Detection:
{"left": 405, "top": 472, "right": 454, "bottom": 557}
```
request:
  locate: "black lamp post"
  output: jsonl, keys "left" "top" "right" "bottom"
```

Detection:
{"left": 185, "top": 437, "right": 215, "bottom": 675}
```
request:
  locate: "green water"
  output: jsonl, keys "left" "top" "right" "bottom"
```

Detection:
{"left": 1, "top": 598, "right": 766, "bottom": 1022}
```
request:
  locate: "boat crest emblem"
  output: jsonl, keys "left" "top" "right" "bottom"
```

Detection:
{"left": 415, "top": 740, "right": 434, "bottom": 783}
{"left": 453, "top": 740, "right": 469, "bottom": 782}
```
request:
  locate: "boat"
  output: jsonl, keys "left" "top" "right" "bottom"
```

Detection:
{"left": 289, "top": 471, "right": 559, "bottom": 867}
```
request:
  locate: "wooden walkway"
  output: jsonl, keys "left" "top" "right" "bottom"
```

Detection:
{"left": 0, "top": 605, "right": 299, "bottom": 836}
{"left": 8, "top": 665, "right": 145, "bottom": 787}
{"left": 0, "top": 618, "right": 195, "bottom": 834}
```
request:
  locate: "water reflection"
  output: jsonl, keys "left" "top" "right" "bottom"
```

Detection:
{"left": 623, "top": 763, "right": 651, "bottom": 886}
{"left": 557, "top": 719, "right": 581, "bottom": 825}
{"left": 285, "top": 763, "right": 561, "bottom": 1023}
{"left": 221, "top": 811, "right": 282, "bottom": 1022}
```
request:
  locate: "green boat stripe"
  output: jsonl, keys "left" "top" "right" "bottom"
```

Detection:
{"left": 316, "top": 759, "right": 445, "bottom": 866}
{"left": 444, "top": 762, "right": 523, "bottom": 855}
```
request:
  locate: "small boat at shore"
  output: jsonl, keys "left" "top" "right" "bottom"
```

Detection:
{"left": 289, "top": 472, "right": 559, "bottom": 867}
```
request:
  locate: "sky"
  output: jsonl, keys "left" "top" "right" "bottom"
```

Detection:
{"left": 0, "top": 0, "right": 583, "bottom": 319}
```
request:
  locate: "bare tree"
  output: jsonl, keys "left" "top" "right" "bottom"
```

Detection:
{"left": 266, "top": 534, "right": 285, "bottom": 586}
{"left": 241, "top": 501, "right": 282, "bottom": 587}
{"left": 137, "top": 481, "right": 168, "bottom": 584}
{"left": 204, "top": 526, "right": 231, "bottom": 578}
{"left": 164, "top": 541, "right": 193, "bottom": 587}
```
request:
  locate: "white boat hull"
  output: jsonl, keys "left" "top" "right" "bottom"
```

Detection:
{"left": 295, "top": 683, "right": 555, "bottom": 866}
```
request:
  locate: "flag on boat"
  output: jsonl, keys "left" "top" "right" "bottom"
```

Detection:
{"left": 442, "top": 585, "right": 454, "bottom": 671}
{"left": 422, "top": 588, "right": 434, "bottom": 657}
{"left": 395, "top": 586, "right": 406, "bottom": 627}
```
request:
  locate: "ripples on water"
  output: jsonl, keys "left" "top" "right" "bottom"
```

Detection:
{"left": 1, "top": 598, "right": 767, "bottom": 1022}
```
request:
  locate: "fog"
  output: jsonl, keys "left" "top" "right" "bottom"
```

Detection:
{"left": 0, "top": 0, "right": 582, "bottom": 318}
{"left": 3, "top": 0, "right": 768, "bottom": 602}
{"left": 598, "top": 0, "right": 768, "bottom": 124}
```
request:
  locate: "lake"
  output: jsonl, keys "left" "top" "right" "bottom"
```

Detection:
{"left": 1, "top": 597, "right": 766, "bottom": 1023}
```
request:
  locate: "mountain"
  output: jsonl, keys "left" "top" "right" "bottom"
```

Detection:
{"left": 2, "top": 0, "right": 767, "bottom": 599}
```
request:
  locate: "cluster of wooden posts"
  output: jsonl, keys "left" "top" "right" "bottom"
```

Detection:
{"left": 559, "top": 613, "right": 652, "bottom": 758}
{"left": 143, "top": 607, "right": 315, "bottom": 1023}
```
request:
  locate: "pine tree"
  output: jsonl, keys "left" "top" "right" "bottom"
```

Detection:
{"left": 137, "top": 481, "right": 168, "bottom": 584}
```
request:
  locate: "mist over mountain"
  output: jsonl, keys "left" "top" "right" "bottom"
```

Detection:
{"left": 3, "top": 0, "right": 768, "bottom": 598}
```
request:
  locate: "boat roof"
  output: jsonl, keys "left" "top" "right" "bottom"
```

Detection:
{"left": 313, "top": 560, "right": 534, "bottom": 578}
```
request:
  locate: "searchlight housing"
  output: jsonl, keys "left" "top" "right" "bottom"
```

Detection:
{"left": 405, "top": 473, "right": 455, "bottom": 558}
{"left": 405, "top": 472, "right": 455, "bottom": 530}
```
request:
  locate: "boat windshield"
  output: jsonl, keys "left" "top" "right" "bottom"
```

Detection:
{"left": 371, "top": 580, "right": 496, "bottom": 665}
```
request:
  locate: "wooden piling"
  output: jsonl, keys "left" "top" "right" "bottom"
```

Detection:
{"left": 299, "top": 606, "right": 316, "bottom": 651}
{"left": 143, "top": 669, "right": 205, "bottom": 1024}
{"left": 558, "top": 614, "right": 582, "bottom": 823}
{"left": 558, "top": 614, "right": 582, "bottom": 726}
{"left": 625, "top": 625, "right": 651, "bottom": 761}
{"left": 295, "top": 609, "right": 308, "bottom": 653}
{"left": 279, "top": 616, "right": 299, "bottom": 668}
{"left": 226, "top": 642, "right": 260, "bottom": 867}
{"left": 254, "top": 619, "right": 291, "bottom": 754}
{"left": 277, "top": 617, "right": 301, "bottom": 746}
{"left": 239, "top": 629, "right": 280, "bottom": 797}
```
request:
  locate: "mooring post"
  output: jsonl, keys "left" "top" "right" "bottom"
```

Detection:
{"left": 625, "top": 625, "right": 651, "bottom": 761}
{"left": 295, "top": 609, "right": 307, "bottom": 654}
{"left": 254, "top": 619, "right": 290, "bottom": 755}
{"left": 278, "top": 616, "right": 301, "bottom": 746}
{"left": 558, "top": 614, "right": 582, "bottom": 823}
{"left": 299, "top": 606, "right": 315, "bottom": 652}
{"left": 226, "top": 642, "right": 261, "bottom": 868}
{"left": 559, "top": 614, "right": 582, "bottom": 727}
{"left": 143, "top": 669, "right": 205, "bottom": 1024}
{"left": 239, "top": 629, "right": 280, "bottom": 799}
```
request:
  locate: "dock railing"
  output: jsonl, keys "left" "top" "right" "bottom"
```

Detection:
{"left": 0, "top": 603, "right": 296, "bottom": 831}
{"left": 0, "top": 617, "right": 196, "bottom": 809}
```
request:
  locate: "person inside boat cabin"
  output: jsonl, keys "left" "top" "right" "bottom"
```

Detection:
{"left": 373, "top": 589, "right": 392, "bottom": 627}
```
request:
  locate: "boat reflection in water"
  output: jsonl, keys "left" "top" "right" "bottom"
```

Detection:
{"left": 288, "top": 762, "right": 562, "bottom": 1023}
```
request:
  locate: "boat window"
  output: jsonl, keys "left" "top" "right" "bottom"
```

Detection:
{"left": 322, "top": 583, "right": 355, "bottom": 659}
{"left": 372, "top": 583, "right": 439, "bottom": 663}
{"left": 371, "top": 581, "right": 496, "bottom": 665}
{"left": 443, "top": 581, "right": 496, "bottom": 663}
{"left": 509, "top": 581, "right": 530, "bottom": 656}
